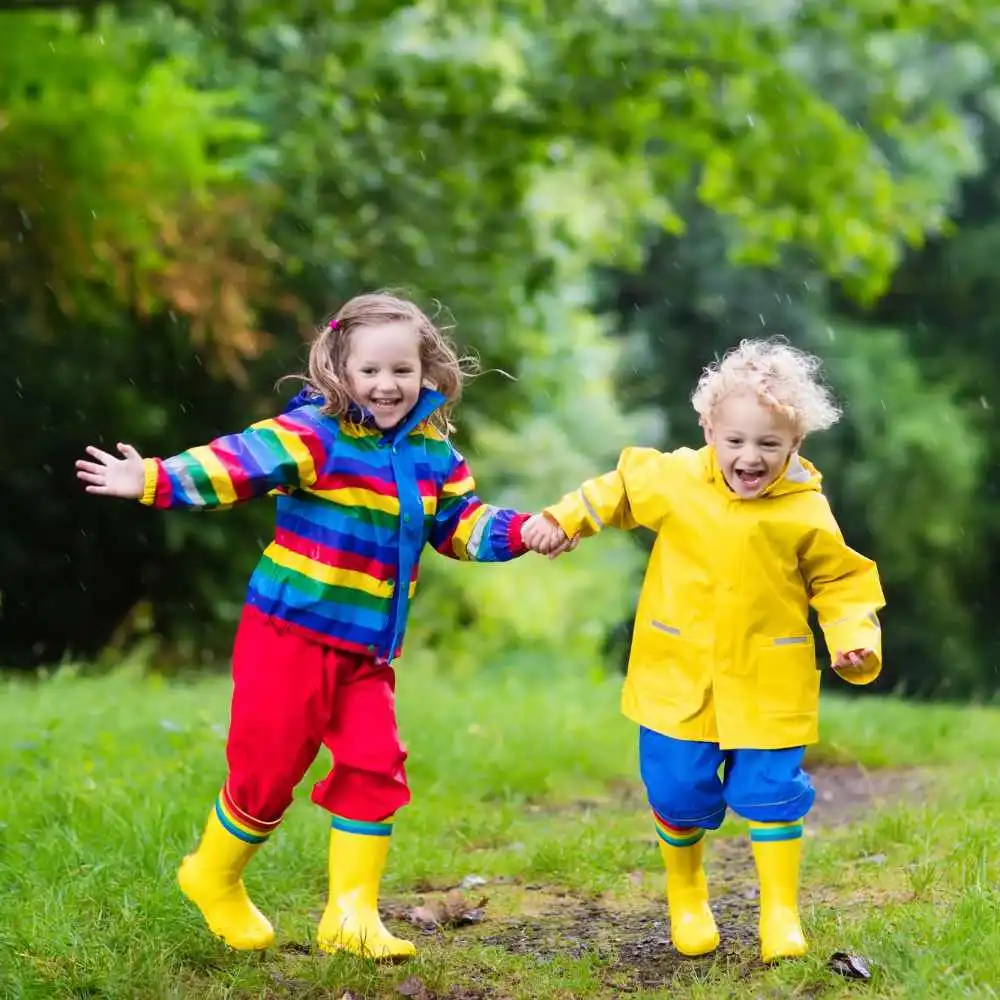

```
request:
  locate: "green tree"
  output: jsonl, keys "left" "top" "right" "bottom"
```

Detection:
{"left": 4, "top": 1, "right": 1000, "bottom": 670}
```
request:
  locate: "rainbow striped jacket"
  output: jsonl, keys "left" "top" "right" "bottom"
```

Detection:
{"left": 140, "top": 388, "right": 531, "bottom": 661}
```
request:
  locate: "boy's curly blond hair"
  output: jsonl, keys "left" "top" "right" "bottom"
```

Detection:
{"left": 691, "top": 338, "right": 842, "bottom": 437}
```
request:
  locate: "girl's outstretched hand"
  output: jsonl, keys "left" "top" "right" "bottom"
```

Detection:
{"left": 75, "top": 443, "right": 146, "bottom": 499}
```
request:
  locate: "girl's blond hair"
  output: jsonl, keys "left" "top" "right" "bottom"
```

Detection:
{"left": 691, "top": 338, "right": 842, "bottom": 436}
{"left": 296, "top": 291, "right": 476, "bottom": 434}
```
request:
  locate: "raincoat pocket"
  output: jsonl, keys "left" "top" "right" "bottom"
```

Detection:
{"left": 639, "top": 619, "right": 712, "bottom": 722}
{"left": 754, "top": 634, "right": 820, "bottom": 718}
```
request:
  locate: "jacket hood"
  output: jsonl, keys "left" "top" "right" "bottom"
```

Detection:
{"left": 283, "top": 386, "right": 323, "bottom": 413}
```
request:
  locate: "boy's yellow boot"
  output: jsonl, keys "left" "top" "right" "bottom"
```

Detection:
{"left": 177, "top": 796, "right": 276, "bottom": 951}
{"left": 656, "top": 823, "right": 719, "bottom": 957}
{"left": 317, "top": 816, "right": 415, "bottom": 961}
{"left": 749, "top": 820, "right": 808, "bottom": 963}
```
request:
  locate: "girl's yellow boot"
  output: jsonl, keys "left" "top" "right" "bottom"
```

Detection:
{"left": 177, "top": 801, "right": 275, "bottom": 950}
{"left": 317, "top": 816, "right": 415, "bottom": 961}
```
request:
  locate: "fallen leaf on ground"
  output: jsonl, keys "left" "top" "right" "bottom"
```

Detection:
{"left": 381, "top": 900, "right": 410, "bottom": 920}
{"left": 397, "top": 975, "right": 433, "bottom": 998}
{"left": 828, "top": 951, "right": 873, "bottom": 980}
{"left": 407, "top": 889, "right": 489, "bottom": 930}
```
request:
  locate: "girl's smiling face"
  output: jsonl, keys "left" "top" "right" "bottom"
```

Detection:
{"left": 344, "top": 322, "right": 423, "bottom": 429}
{"left": 703, "top": 391, "right": 802, "bottom": 498}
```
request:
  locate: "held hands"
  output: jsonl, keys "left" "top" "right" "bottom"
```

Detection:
{"left": 75, "top": 443, "right": 146, "bottom": 499}
{"left": 522, "top": 513, "right": 579, "bottom": 559}
{"left": 833, "top": 648, "right": 875, "bottom": 673}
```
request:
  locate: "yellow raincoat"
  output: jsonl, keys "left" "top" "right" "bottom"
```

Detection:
{"left": 546, "top": 446, "right": 884, "bottom": 749}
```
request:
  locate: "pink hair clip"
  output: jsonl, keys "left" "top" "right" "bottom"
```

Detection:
{"left": 328, "top": 319, "right": 338, "bottom": 331}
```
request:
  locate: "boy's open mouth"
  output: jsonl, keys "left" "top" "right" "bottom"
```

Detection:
{"left": 735, "top": 469, "right": 764, "bottom": 490}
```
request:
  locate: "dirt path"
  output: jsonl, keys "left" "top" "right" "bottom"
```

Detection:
{"left": 474, "top": 764, "right": 926, "bottom": 993}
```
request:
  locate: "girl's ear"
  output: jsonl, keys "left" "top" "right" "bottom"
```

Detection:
{"left": 701, "top": 418, "right": 714, "bottom": 446}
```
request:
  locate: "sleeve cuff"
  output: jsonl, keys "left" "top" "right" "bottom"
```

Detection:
{"left": 543, "top": 497, "right": 587, "bottom": 538}
{"left": 139, "top": 458, "right": 160, "bottom": 507}
{"left": 825, "top": 618, "right": 882, "bottom": 686}
{"left": 833, "top": 653, "right": 882, "bottom": 686}
{"left": 506, "top": 512, "right": 532, "bottom": 557}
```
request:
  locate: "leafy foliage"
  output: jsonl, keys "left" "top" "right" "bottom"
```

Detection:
{"left": 3, "top": 2, "right": 1000, "bottom": 696}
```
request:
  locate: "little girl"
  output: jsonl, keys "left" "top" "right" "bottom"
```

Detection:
{"left": 524, "top": 338, "right": 884, "bottom": 963}
{"left": 76, "top": 292, "right": 558, "bottom": 960}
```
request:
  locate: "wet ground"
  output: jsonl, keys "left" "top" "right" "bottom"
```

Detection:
{"left": 329, "top": 764, "right": 927, "bottom": 999}
{"left": 472, "top": 763, "right": 926, "bottom": 994}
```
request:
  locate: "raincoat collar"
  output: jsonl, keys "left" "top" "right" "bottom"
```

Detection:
{"left": 704, "top": 445, "right": 822, "bottom": 500}
{"left": 347, "top": 387, "right": 445, "bottom": 439}
{"left": 283, "top": 386, "right": 446, "bottom": 439}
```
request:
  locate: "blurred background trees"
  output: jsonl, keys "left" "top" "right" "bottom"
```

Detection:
{"left": 2, "top": 1, "right": 999, "bottom": 698}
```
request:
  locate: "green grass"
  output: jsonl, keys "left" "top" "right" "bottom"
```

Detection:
{"left": 2, "top": 656, "right": 999, "bottom": 999}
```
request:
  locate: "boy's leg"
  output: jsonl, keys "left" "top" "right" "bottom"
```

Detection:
{"left": 312, "top": 655, "right": 414, "bottom": 961}
{"left": 725, "top": 747, "right": 815, "bottom": 962}
{"left": 639, "top": 728, "right": 727, "bottom": 957}
{"left": 178, "top": 610, "right": 332, "bottom": 950}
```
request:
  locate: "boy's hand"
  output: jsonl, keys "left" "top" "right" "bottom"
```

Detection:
{"left": 522, "top": 513, "right": 580, "bottom": 559}
{"left": 833, "top": 648, "right": 875, "bottom": 672}
{"left": 76, "top": 443, "right": 146, "bottom": 499}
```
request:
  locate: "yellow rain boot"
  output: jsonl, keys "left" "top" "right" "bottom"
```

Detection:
{"left": 317, "top": 816, "right": 415, "bottom": 961}
{"left": 749, "top": 820, "right": 808, "bottom": 963}
{"left": 177, "top": 795, "right": 276, "bottom": 951}
{"left": 656, "top": 824, "right": 719, "bottom": 957}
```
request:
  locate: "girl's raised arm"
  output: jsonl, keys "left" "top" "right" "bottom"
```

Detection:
{"left": 76, "top": 410, "right": 330, "bottom": 511}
